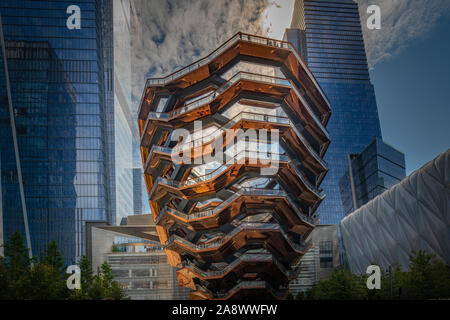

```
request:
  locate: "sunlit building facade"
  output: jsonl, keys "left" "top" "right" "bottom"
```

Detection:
{"left": 89, "top": 214, "right": 190, "bottom": 300}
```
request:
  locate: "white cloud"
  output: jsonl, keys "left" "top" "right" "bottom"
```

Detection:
{"left": 356, "top": 0, "right": 450, "bottom": 69}
{"left": 125, "top": 0, "right": 450, "bottom": 107}
{"left": 262, "top": 0, "right": 295, "bottom": 39}
{"left": 129, "top": 0, "right": 270, "bottom": 108}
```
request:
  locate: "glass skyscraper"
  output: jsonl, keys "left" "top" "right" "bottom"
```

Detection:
{"left": 0, "top": 0, "right": 115, "bottom": 264}
{"left": 112, "top": 0, "right": 149, "bottom": 223}
{"left": 285, "top": 0, "right": 382, "bottom": 225}
{"left": 339, "top": 138, "right": 406, "bottom": 216}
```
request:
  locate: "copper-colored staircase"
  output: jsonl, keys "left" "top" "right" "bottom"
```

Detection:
{"left": 138, "top": 32, "right": 330, "bottom": 299}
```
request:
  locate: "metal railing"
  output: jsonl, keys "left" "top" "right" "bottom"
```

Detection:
{"left": 143, "top": 110, "right": 326, "bottom": 172}
{"left": 141, "top": 70, "right": 329, "bottom": 145}
{"left": 150, "top": 148, "right": 286, "bottom": 189}
{"left": 154, "top": 184, "right": 317, "bottom": 226}
{"left": 145, "top": 72, "right": 290, "bottom": 120}
{"left": 155, "top": 187, "right": 284, "bottom": 225}
{"left": 171, "top": 111, "right": 290, "bottom": 153}
{"left": 148, "top": 145, "right": 323, "bottom": 206}
{"left": 142, "top": 32, "right": 330, "bottom": 108}
{"left": 164, "top": 221, "right": 311, "bottom": 253}
{"left": 181, "top": 253, "right": 300, "bottom": 279}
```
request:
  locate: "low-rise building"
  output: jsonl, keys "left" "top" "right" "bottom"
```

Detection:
{"left": 289, "top": 224, "right": 339, "bottom": 293}
{"left": 88, "top": 214, "right": 190, "bottom": 300}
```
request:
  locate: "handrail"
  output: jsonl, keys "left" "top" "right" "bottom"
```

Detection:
{"left": 164, "top": 222, "right": 311, "bottom": 253}
{"left": 152, "top": 148, "right": 286, "bottom": 188}
{"left": 199, "top": 280, "right": 287, "bottom": 299}
{"left": 140, "top": 32, "right": 330, "bottom": 108}
{"left": 140, "top": 72, "right": 290, "bottom": 136}
{"left": 180, "top": 253, "right": 299, "bottom": 279}
{"left": 144, "top": 110, "right": 327, "bottom": 174}
{"left": 141, "top": 71, "right": 329, "bottom": 142}
{"left": 171, "top": 111, "right": 290, "bottom": 153}
{"left": 155, "top": 187, "right": 317, "bottom": 226}
{"left": 148, "top": 143, "right": 324, "bottom": 201}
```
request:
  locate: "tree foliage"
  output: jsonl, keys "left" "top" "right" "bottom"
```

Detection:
{"left": 0, "top": 232, "right": 126, "bottom": 300}
{"left": 69, "top": 257, "right": 127, "bottom": 300}
{"left": 296, "top": 250, "right": 450, "bottom": 300}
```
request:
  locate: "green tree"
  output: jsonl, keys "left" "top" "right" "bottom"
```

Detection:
{"left": 303, "top": 251, "right": 450, "bottom": 300}
{"left": 369, "top": 263, "right": 407, "bottom": 300}
{"left": 306, "top": 267, "right": 368, "bottom": 300}
{"left": 98, "top": 261, "right": 127, "bottom": 300}
{"left": 3, "top": 231, "right": 30, "bottom": 283}
{"left": 19, "top": 240, "right": 69, "bottom": 299}
{"left": 68, "top": 255, "right": 93, "bottom": 299}
{"left": 79, "top": 255, "right": 94, "bottom": 289}
{"left": 18, "top": 261, "right": 68, "bottom": 300}
{"left": 405, "top": 250, "right": 450, "bottom": 299}
{"left": 295, "top": 291, "right": 305, "bottom": 300}
{"left": 43, "top": 240, "right": 65, "bottom": 275}
{"left": 1, "top": 234, "right": 71, "bottom": 299}
{"left": 2, "top": 232, "right": 31, "bottom": 299}
{"left": 0, "top": 257, "right": 10, "bottom": 299}
{"left": 70, "top": 257, "right": 126, "bottom": 300}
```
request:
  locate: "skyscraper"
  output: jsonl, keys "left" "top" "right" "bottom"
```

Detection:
{"left": 0, "top": 0, "right": 115, "bottom": 264}
{"left": 285, "top": 0, "right": 382, "bottom": 225}
{"left": 339, "top": 138, "right": 406, "bottom": 216}
{"left": 112, "top": 0, "right": 151, "bottom": 222}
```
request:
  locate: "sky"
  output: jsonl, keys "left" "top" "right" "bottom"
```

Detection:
{"left": 357, "top": 0, "right": 450, "bottom": 174}
{"left": 370, "top": 15, "right": 450, "bottom": 174}
{"left": 130, "top": 0, "right": 450, "bottom": 175}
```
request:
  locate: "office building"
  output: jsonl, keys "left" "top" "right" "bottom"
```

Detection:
{"left": 341, "top": 149, "right": 450, "bottom": 274}
{"left": 289, "top": 224, "right": 339, "bottom": 293}
{"left": 0, "top": 0, "right": 115, "bottom": 263}
{"left": 138, "top": 32, "right": 331, "bottom": 299}
{"left": 339, "top": 137, "right": 406, "bottom": 216}
{"left": 285, "top": 0, "right": 382, "bottom": 225}
{"left": 89, "top": 214, "right": 190, "bottom": 300}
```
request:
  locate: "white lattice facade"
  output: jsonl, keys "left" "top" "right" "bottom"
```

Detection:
{"left": 341, "top": 150, "right": 449, "bottom": 274}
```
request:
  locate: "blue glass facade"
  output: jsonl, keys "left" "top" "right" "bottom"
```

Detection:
{"left": 339, "top": 138, "right": 406, "bottom": 216}
{"left": 0, "top": 0, "right": 114, "bottom": 264}
{"left": 286, "top": 0, "right": 382, "bottom": 225}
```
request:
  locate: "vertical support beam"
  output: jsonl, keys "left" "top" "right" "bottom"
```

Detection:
{"left": 347, "top": 154, "right": 358, "bottom": 212}
{"left": 0, "top": 12, "right": 33, "bottom": 259}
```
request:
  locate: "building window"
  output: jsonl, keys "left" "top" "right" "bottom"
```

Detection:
{"left": 319, "top": 241, "right": 333, "bottom": 268}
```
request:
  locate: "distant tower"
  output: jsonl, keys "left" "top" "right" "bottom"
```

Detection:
{"left": 284, "top": 0, "right": 308, "bottom": 62}
{"left": 284, "top": 0, "right": 382, "bottom": 226}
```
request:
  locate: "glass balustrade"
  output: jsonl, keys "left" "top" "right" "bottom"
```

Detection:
{"left": 142, "top": 71, "right": 329, "bottom": 142}
{"left": 165, "top": 222, "right": 311, "bottom": 253}
{"left": 181, "top": 252, "right": 299, "bottom": 279}
{"left": 140, "top": 32, "right": 330, "bottom": 115}
{"left": 157, "top": 188, "right": 316, "bottom": 225}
